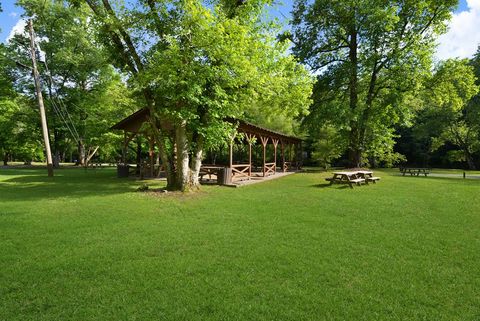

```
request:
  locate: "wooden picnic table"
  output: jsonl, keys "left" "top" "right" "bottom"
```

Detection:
{"left": 325, "top": 170, "right": 381, "bottom": 188}
{"left": 326, "top": 171, "right": 365, "bottom": 188}
{"left": 399, "top": 167, "right": 430, "bottom": 176}
{"left": 199, "top": 165, "right": 225, "bottom": 181}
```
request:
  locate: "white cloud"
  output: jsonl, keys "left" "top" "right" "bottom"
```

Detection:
{"left": 436, "top": 0, "right": 480, "bottom": 61}
{"left": 9, "top": 12, "right": 18, "bottom": 18}
{"left": 7, "top": 18, "right": 27, "bottom": 42}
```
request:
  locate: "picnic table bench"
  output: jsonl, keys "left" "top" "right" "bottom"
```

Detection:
{"left": 399, "top": 167, "right": 430, "bottom": 176}
{"left": 325, "top": 170, "right": 380, "bottom": 188}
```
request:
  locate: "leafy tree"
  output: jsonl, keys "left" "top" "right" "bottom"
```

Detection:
{"left": 0, "top": 53, "right": 43, "bottom": 165}
{"left": 422, "top": 59, "right": 479, "bottom": 169}
{"left": 310, "top": 124, "right": 343, "bottom": 169}
{"left": 80, "top": 0, "right": 313, "bottom": 191}
{"left": 10, "top": 0, "right": 135, "bottom": 165}
{"left": 292, "top": 0, "right": 456, "bottom": 167}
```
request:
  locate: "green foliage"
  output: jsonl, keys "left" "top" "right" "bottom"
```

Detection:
{"left": 140, "top": 0, "right": 313, "bottom": 148}
{"left": 9, "top": 0, "right": 136, "bottom": 163}
{"left": 421, "top": 59, "right": 480, "bottom": 169}
{"left": 310, "top": 124, "right": 343, "bottom": 169}
{"left": 292, "top": 0, "right": 457, "bottom": 166}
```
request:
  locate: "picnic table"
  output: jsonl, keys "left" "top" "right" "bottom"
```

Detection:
{"left": 200, "top": 165, "right": 225, "bottom": 181}
{"left": 399, "top": 167, "right": 430, "bottom": 176}
{"left": 325, "top": 170, "right": 380, "bottom": 188}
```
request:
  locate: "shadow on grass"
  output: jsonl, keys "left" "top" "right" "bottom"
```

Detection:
{"left": 0, "top": 168, "right": 158, "bottom": 202}
{"left": 310, "top": 183, "right": 351, "bottom": 189}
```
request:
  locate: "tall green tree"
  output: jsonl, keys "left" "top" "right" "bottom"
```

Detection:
{"left": 11, "top": 0, "right": 135, "bottom": 164}
{"left": 292, "top": 0, "right": 456, "bottom": 167}
{"left": 422, "top": 59, "right": 479, "bottom": 169}
{"left": 0, "top": 46, "right": 43, "bottom": 165}
{"left": 80, "top": 0, "right": 313, "bottom": 191}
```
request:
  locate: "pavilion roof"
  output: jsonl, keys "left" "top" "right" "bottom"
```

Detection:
{"left": 111, "top": 108, "right": 302, "bottom": 144}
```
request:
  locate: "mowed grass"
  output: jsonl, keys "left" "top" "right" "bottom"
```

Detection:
{"left": 1, "top": 168, "right": 479, "bottom": 321}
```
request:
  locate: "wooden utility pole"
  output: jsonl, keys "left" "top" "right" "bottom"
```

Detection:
{"left": 28, "top": 19, "right": 54, "bottom": 177}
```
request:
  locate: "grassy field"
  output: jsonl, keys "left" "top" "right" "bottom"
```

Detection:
{"left": 1, "top": 168, "right": 479, "bottom": 321}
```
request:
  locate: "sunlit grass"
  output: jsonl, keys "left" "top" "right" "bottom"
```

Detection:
{"left": 1, "top": 168, "right": 479, "bottom": 321}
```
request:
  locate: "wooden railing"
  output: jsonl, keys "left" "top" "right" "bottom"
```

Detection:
{"left": 231, "top": 164, "right": 251, "bottom": 180}
{"left": 263, "top": 162, "right": 276, "bottom": 176}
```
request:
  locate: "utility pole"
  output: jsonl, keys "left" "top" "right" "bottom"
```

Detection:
{"left": 28, "top": 19, "right": 54, "bottom": 177}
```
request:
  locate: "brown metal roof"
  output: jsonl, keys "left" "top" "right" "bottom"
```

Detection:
{"left": 110, "top": 108, "right": 150, "bottom": 133}
{"left": 111, "top": 108, "right": 302, "bottom": 144}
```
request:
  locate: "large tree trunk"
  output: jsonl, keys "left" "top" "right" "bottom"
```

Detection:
{"left": 190, "top": 135, "right": 204, "bottom": 188}
{"left": 347, "top": 24, "right": 360, "bottom": 168}
{"left": 175, "top": 121, "right": 191, "bottom": 191}
{"left": 3, "top": 152, "right": 8, "bottom": 166}
{"left": 347, "top": 130, "right": 361, "bottom": 168}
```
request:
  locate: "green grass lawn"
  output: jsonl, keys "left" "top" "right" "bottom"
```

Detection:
{"left": 1, "top": 168, "right": 479, "bottom": 321}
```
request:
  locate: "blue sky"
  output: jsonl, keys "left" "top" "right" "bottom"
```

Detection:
{"left": 0, "top": 0, "right": 476, "bottom": 60}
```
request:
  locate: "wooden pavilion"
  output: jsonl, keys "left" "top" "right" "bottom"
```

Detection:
{"left": 111, "top": 108, "right": 302, "bottom": 183}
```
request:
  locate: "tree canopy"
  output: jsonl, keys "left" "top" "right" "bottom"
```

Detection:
{"left": 292, "top": 0, "right": 457, "bottom": 167}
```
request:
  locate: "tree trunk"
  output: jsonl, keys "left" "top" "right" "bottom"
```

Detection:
{"left": 347, "top": 23, "right": 360, "bottom": 168}
{"left": 148, "top": 116, "right": 176, "bottom": 189}
{"left": 3, "top": 153, "right": 8, "bottom": 166}
{"left": 136, "top": 137, "right": 142, "bottom": 175}
{"left": 77, "top": 140, "right": 85, "bottom": 166}
{"left": 190, "top": 135, "right": 204, "bottom": 188}
{"left": 175, "top": 121, "right": 191, "bottom": 191}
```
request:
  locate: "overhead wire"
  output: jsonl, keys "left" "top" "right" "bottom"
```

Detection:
{"left": 32, "top": 29, "right": 81, "bottom": 143}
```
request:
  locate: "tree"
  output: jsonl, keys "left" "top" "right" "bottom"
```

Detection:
{"left": 79, "top": 0, "right": 313, "bottom": 191}
{"left": 11, "top": 0, "right": 135, "bottom": 165}
{"left": 423, "top": 59, "right": 479, "bottom": 169}
{"left": 292, "top": 0, "right": 456, "bottom": 167}
{"left": 0, "top": 52, "right": 43, "bottom": 166}
{"left": 310, "top": 124, "right": 343, "bottom": 169}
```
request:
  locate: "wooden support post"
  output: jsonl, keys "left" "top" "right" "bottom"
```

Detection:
{"left": 281, "top": 140, "right": 285, "bottom": 172}
{"left": 272, "top": 139, "right": 279, "bottom": 174}
{"left": 122, "top": 132, "right": 127, "bottom": 164}
{"left": 122, "top": 132, "right": 136, "bottom": 165}
{"left": 260, "top": 136, "right": 268, "bottom": 177}
{"left": 229, "top": 138, "right": 233, "bottom": 168}
{"left": 29, "top": 19, "right": 53, "bottom": 177}
{"left": 299, "top": 142, "right": 303, "bottom": 169}
{"left": 246, "top": 133, "right": 253, "bottom": 178}
{"left": 294, "top": 143, "right": 298, "bottom": 169}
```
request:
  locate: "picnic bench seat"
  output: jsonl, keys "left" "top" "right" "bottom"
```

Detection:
{"left": 350, "top": 178, "right": 365, "bottom": 185}
{"left": 366, "top": 176, "right": 380, "bottom": 183}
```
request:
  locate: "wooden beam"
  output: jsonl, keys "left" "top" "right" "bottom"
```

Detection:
{"left": 272, "top": 139, "right": 279, "bottom": 174}
{"left": 229, "top": 138, "right": 233, "bottom": 168}
{"left": 123, "top": 131, "right": 137, "bottom": 164}
{"left": 260, "top": 136, "right": 268, "bottom": 177}
{"left": 245, "top": 133, "right": 254, "bottom": 178}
